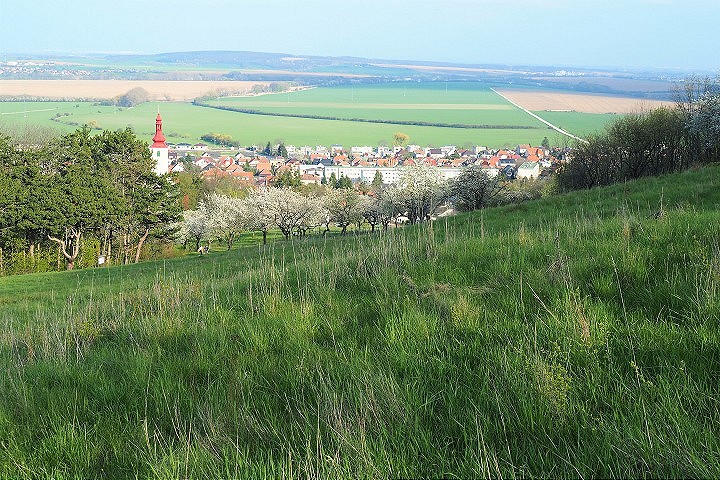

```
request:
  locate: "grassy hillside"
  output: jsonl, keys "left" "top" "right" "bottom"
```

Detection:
{"left": 1, "top": 167, "right": 719, "bottom": 478}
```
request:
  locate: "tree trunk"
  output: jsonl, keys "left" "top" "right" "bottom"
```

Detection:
{"left": 262, "top": 230, "right": 267, "bottom": 245}
{"left": 48, "top": 228, "right": 81, "bottom": 271}
{"left": 134, "top": 228, "right": 150, "bottom": 264}
{"left": 123, "top": 231, "right": 131, "bottom": 265}
{"left": 106, "top": 232, "right": 112, "bottom": 266}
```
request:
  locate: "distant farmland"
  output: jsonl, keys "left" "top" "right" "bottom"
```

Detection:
{"left": 0, "top": 82, "right": 627, "bottom": 147}
{"left": 495, "top": 88, "right": 675, "bottom": 114}
{"left": 0, "top": 101, "right": 553, "bottom": 148}
{"left": 207, "top": 83, "right": 541, "bottom": 128}
{"left": 0, "top": 80, "right": 271, "bottom": 102}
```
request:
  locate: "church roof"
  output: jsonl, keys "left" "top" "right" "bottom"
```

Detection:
{"left": 151, "top": 113, "right": 168, "bottom": 148}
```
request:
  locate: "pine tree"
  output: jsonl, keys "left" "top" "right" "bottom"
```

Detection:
{"left": 371, "top": 170, "right": 384, "bottom": 192}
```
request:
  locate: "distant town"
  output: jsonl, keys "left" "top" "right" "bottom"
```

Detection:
{"left": 165, "top": 139, "right": 566, "bottom": 187}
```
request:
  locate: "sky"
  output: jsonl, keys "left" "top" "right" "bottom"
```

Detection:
{"left": 1, "top": 0, "right": 719, "bottom": 71}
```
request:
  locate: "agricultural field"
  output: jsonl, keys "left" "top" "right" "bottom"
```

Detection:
{"left": 1, "top": 167, "right": 719, "bottom": 477}
{"left": 0, "top": 82, "right": 629, "bottom": 147}
{"left": 207, "top": 83, "right": 542, "bottom": 127}
{"left": 0, "top": 80, "right": 270, "bottom": 102}
{"left": 496, "top": 87, "right": 675, "bottom": 114}
{"left": 530, "top": 111, "right": 621, "bottom": 137}
{"left": 0, "top": 100, "right": 553, "bottom": 148}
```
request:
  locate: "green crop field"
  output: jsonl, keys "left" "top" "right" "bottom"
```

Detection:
{"left": 0, "top": 82, "right": 617, "bottom": 148}
{"left": 207, "top": 82, "right": 542, "bottom": 127}
{"left": 0, "top": 100, "right": 551, "bottom": 148}
{"left": 532, "top": 110, "right": 620, "bottom": 137}
{"left": 1, "top": 166, "right": 719, "bottom": 477}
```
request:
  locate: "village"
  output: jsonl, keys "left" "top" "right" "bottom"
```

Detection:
{"left": 159, "top": 125, "right": 567, "bottom": 189}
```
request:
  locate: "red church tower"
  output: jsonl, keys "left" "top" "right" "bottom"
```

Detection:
{"left": 151, "top": 112, "right": 169, "bottom": 175}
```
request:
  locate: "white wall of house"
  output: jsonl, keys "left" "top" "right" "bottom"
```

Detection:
{"left": 322, "top": 166, "right": 464, "bottom": 184}
{"left": 351, "top": 146, "right": 373, "bottom": 155}
{"left": 517, "top": 163, "right": 540, "bottom": 179}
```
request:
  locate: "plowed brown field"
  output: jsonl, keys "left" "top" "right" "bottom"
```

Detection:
{"left": 495, "top": 88, "right": 674, "bottom": 114}
{"left": 0, "top": 80, "right": 272, "bottom": 101}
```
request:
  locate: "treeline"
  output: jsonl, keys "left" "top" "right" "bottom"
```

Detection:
{"left": 0, "top": 127, "right": 180, "bottom": 275}
{"left": 193, "top": 101, "right": 539, "bottom": 130}
{"left": 179, "top": 164, "right": 550, "bottom": 250}
{"left": 99, "top": 87, "right": 151, "bottom": 107}
{"left": 558, "top": 78, "right": 720, "bottom": 191}
{"left": 200, "top": 133, "right": 241, "bottom": 148}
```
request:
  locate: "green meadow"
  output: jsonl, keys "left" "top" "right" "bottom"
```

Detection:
{"left": 532, "top": 110, "right": 621, "bottom": 137}
{"left": 0, "top": 83, "right": 616, "bottom": 147}
{"left": 1, "top": 166, "right": 719, "bottom": 478}
{"left": 207, "top": 82, "right": 542, "bottom": 127}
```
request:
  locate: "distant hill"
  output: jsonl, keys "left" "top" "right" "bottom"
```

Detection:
{"left": 1, "top": 50, "right": 687, "bottom": 99}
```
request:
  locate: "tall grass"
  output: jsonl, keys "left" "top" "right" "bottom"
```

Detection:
{"left": 1, "top": 166, "right": 719, "bottom": 478}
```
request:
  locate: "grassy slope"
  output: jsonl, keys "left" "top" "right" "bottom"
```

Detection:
{"left": 1, "top": 166, "right": 719, "bottom": 478}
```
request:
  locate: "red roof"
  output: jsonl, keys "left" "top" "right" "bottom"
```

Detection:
{"left": 151, "top": 113, "right": 167, "bottom": 148}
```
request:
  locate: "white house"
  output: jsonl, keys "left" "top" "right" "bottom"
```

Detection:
{"left": 517, "top": 162, "right": 540, "bottom": 179}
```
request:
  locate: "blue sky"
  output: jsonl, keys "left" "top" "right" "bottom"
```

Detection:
{"left": 1, "top": 0, "right": 718, "bottom": 71}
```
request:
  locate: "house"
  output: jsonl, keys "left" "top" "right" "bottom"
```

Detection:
{"left": 440, "top": 145, "right": 457, "bottom": 156}
{"left": 516, "top": 144, "right": 531, "bottom": 156}
{"left": 231, "top": 171, "right": 255, "bottom": 183}
{"left": 201, "top": 166, "right": 224, "bottom": 178}
{"left": 217, "top": 156, "right": 234, "bottom": 169}
{"left": 194, "top": 156, "right": 213, "bottom": 170}
{"left": 498, "top": 157, "right": 517, "bottom": 167}
{"left": 517, "top": 162, "right": 540, "bottom": 179}
{"left": 427, "top": 148, "right": 443, "bottom": 159}
{"left": 300, "top": 174, "right": 321, "bottom": 185}
{"left": 351, "top": 146, "right": 373, "bottom": 156}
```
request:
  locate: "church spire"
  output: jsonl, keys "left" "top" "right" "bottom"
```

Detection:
{"left": 151, "top": 112, "right": 167, "bottom": 148}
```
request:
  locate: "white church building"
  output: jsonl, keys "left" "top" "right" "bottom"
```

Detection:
{"left": 150, "top": 113, "right": 169, "bottom": 175}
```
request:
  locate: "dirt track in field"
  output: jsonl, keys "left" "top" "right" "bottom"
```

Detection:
{"left": 495, "top": 88, "right": 674, "bottom": 114}
{"left": 0, "top": 80, "right": 273, "bottom": 101}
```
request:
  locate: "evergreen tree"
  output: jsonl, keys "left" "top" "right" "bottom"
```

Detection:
{"left": 371, "top": 170, "right": 384, "bottom": 192}
{"left": 336, "top": 175, "right": 353, "bottom": 189}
